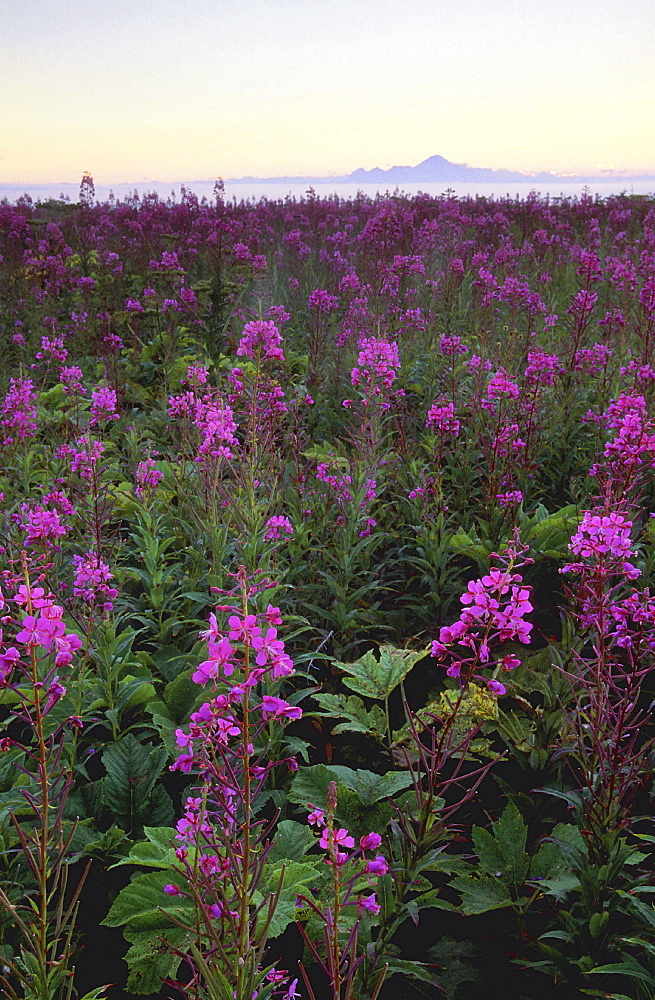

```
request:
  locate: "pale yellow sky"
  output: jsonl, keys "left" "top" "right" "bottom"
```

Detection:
{"left": 2, "top": 0, "right": 654, "bottom": 183}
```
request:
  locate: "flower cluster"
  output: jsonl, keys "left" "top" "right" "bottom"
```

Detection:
{"left": 70, "top": 435, "right": 105, "bottom": 479}
{"left": 481, "top": 371, "right": 520, "bottom": 410}
{"left": 171, "top": 599, "right": 300, "bottom": 775}
{"left": 236, "top": 319, "right": 285, "bottom": 361}
{"left": 426, "top": 398, "right": 460, "bottom": 437}
{"left": 308, "top": 288, "right": 339, "bottom": 312}
{"left": 563, "top": 510, "right": 639, "bottom": 580}
{"left": 1, "top": 377, "right": 38, "bottom": 445}
{"left": 72, "top": 551, "right": 118, "bottom": 613}
{"left": 1, "top": 583, "right": 82, "bottom": 673}
{"left": 89, "top": 384, "right": 119, "bottom": 425}
{"left": 264, "top": 515, "right": 294, "bottom": 542}
{"left": 349, "top": 336, "right": 401, "bottom": 409}
{"left": 17, "top": 501, "right": 70, "bottom": 546}
{"left": 430, "top": 543, "right": 533, "bottom": 696}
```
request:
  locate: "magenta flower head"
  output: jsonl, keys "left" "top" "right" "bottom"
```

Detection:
{"left": 486, "top": 678, "right": 507, "bottom": 697}
{"left": 42, "top": 677, "right": 67, "bottom": 715}
{"left": 358, "top": 893, "right": 380, "bottom": 914}
{"left": 259, "top": 695, "right": 302, "bottom": 722}
{"left": 308, "top": 809, "right": 326, "bottom": 830}
{"left": 359, "top": 832, "right": 382, "bottom": 851}
{"left": 237, "top": 320, "right": 285, "bottom": 361}
{"left": 319, "top": 827, "right": 355, "bottom": 853}
{"left": 366, "top": 855, "right": 389, "bottom": 875}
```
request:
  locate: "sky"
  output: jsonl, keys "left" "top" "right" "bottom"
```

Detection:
{"left": 2, "top": 0, "right": 655, "bottom": 184}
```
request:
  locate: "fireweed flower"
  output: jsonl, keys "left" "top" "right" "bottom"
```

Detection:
{"left": 59, "top": 365, "right": 84, "bottom": 396}
{"left": 1, "top": 377, "right": 38, "bottom": 445}
{"left": 17, "top": 502, "right": 69, "bottom": 546}
{"left": 70, "top": 436, "right": 105, "bottom": 479}
{"left": 524, "top": 350, "right": 563, "bottom": 387}
{"left": 264, "top": 515, "right": 294, "bottom": 542}
{"left": 89, "top": 384, "right": 119, "bottom": 425}
{"left": 259, "top": 695, "right": 302, "bottom": 721}
{"left": 426, "top": 399, "right": 460, "bottom": 436}
{"left": 350, "top": 336, "right": 401, "bottom": 407}
{"left": 496, "top": 491, "right": 523, "bottom": 508}
{"left": 134, "top": 458, "right": 164, "bottom": 497}
{"left": 439, "top": 334, "right": 469, "bottom": 356}
{"left": 72, "top": 551, "right": 118, "bottom": 612}
{"left": 563, "top": 511, "right": 640, "bottom": 580}
{"left": 319, "top": 827, "right": 355, "bottom": 852}
{"left": 481, "top": 371, "right": 520, "bottom": 411}
{"left": 308, "top": 288, "right": 339, "bottom": 312}
{"left": 236, "top": 319, "right": 285, "bottom": 361}
{"left": 430, "top": 544, "right": 533, "bottom": 695}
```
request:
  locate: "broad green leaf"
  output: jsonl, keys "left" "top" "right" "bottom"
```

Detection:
{"left": 101, "top": 869, "right": 190, "bottom": 928}
{"left": 529, "top": 505, "right": 580, "bottom": 557}
{"left": 102, "top": 735, "right": 173, "bottom": 830}
{"left": 115, "top": 676, "right": 157, "bottom": 713}
{"left": 267, "top": 820, "right": 315, "bottom": 863}
{"left": 450, "top": 875, "right": 513, "bottom": 915}
{"left": 111, "top": 826, "right": 177, "bottom": 869}
{"left": 336, "top": 645, "right": 428, "bottom": 701}
{"left": 124, "top": 936, "right": 187, "bottom": 995}
{"left": 102, "top": 869, "right": 193, "bottom": 992}
{"left": 288, "top": 765, "right": 398, "bottom": 837}
{"left": 327, "top": 766, "right": 413, "bottom": 805}
{"left": 589, "top": 961, "right": 655, "bottom": 984}
{"left": 256, "top": 860, "right": 324, "bottom": 938}
{"left": 313, "top": 692, "right": 387, "bottom": 737}
{"left": 163, "top": 669, "right": 200, "bottom": 721}
{"left": 530, "top": 873, "right": 581, "bottom": 900}
{"left": 471, "top": 801, "right": 529, "bottom": 889}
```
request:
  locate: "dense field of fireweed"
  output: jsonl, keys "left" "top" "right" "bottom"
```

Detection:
{"left": 1, "top": 187, "right": 655, "bottom": 1000}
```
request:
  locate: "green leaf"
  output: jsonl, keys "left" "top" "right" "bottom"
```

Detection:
{"left": 529, "top": 505, "right": 580, "bottom": 557}
{"left": 287, "top": 764, "right": 398, "bottom": 838}
{"left": 163, "top": 669, "right": 200, "bottom": 721}
{"left": 471, "top": 801, "right": 529, "bottom": 889}
{"left": 257, "top": 860, "right": 325, "bottom": 938}
{"left": 267, "top": 820, "right": 315, "bottom": 863}
{"left": 326, "top": 766, "right": 413, "bottom": 805}
{"left": 111, "top": 827, "right": 177, "bottom": 869}
{"left": 102, "top": 869, "right": 190, "bottom": 928}
{"left": 101, "top": 735, "right": 173, "bottom": 830}
{"left": 450, "top": 875, "right": 513, "bottom": 915}
{"left": 115, "top": 675, "right": 157, "bottom": 713}
{"left": 336, "top": 645, "right": 428, "bottom": 701}
{"left": 313, "top": 692, "right": 387, "bottom": 737}
{"left": 589, "top": 961, "right": 655, "bottom": 984}
{"left": 530, "top": 873, "right": 580, "bottom": 900}
{"left": 384, "top": 958, "right": 434, "bottom": 983}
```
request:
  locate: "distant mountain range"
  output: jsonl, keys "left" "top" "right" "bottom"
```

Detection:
{"left": 230, "top": 153, "right": 655, "bottom": 185}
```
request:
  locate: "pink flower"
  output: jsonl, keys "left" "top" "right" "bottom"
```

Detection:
{"left": 42, "top": 677, "right": 67, "bottom": 715}
{"left": 366, "top": 855, "right": 389, "bottom": 875}
{"left": 251, "top": 627, "right": 285, "bottom": 666}
{"left": 264, "top": 515, "right": 294, "bottom": 542}
{"left": 487, "top": 678, "right": 507, "bottom": 696}
{"left": 237, "top": 320, "right": 285, "bottom": 361}
{"left": 227, "top": 614, "right": 259, "bottom": 643}
{"left": 360, "top": 832, "right": 382, "bottom": 851}
{"left": 358, "top": 893, "right": 380, "bottom": 914}
{"left": 307, "top": 806, "right": 326, "bottom": 828}
{"left": 319, "top": 827, "right": 355, "bottom": 851}
{"left": 193, "top": 638, "right": 236, "bottom": 684}
{"left": 260, "top": 695, "right": 302, "bottom": 721}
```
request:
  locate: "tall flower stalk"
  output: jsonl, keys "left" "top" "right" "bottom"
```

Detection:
{"left": 0, "top": 562, "right": 106, "bottom": 1000}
